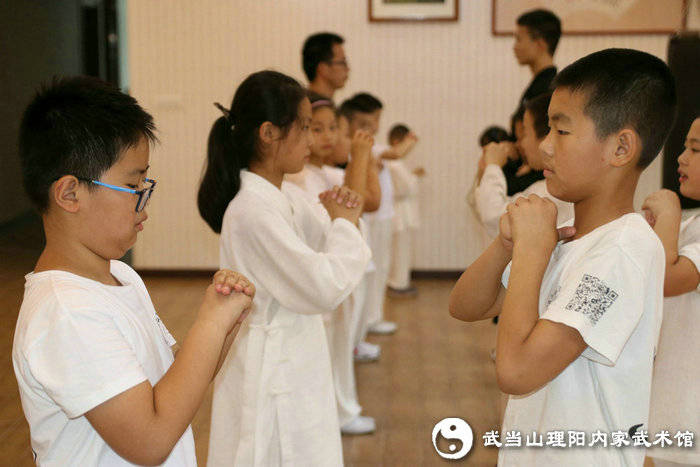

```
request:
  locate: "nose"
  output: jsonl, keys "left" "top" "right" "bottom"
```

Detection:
{"left": 539, "top": 131, "right": 554, "bottom": 161}
{"left": 678, "top": 147, "right": 689, "bottom": 166}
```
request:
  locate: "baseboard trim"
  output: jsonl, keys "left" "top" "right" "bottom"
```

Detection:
{"left": 411, "top": 270, "right": 462, "bottom": 280}
{"left": 137, "top": 268, "right": 463, "bottom": 280}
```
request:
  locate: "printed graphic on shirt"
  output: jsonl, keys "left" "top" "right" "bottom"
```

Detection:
{"left": 565, "top": 274, "right": 619, "bottom": 325}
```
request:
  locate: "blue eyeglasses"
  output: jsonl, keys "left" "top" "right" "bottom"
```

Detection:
{"left": 79, "top": 178, "right": 157, "bottom": 212}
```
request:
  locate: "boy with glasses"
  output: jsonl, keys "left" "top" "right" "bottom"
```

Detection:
{"left": 12, "top": 76, "right": 254, "bottom": 465}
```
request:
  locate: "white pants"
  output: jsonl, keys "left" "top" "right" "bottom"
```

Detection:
{"left": 324, "top": 280, "right": 367, "bottom": 425}
{"left": 387, "top": 228, "right": 413, "bottom": 289}
{"left": 362, "top": 218, "right": 393, "bottom": 339}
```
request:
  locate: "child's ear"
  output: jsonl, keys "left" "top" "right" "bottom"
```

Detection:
{"left": 258, "top": 122, "right": 281, "bottom": 145}
{"left": 52, "top": 175, "right": 82, "bottom": 213}
{"left": 609, "top": 128, "right": 640, "bottom": 168}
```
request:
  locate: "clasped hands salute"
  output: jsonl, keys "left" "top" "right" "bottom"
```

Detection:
{"left": 498, "top": 193, "right": 576, "bottom": 253}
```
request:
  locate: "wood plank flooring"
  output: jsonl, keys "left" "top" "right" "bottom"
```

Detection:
{"left": 1, "top": 223, "right": 502, "bottom": 465}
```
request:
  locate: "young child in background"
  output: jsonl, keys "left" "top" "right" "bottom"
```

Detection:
{"left": 474, "top": 92, "right": 574, "bottom": 239}
{"left": 12, "top": 76, "right": 254, "bottom": 466}
{"left": 340, "top": 93, "right": 397, "bottom": 346}
{"left": 385, "top": 123, "right": 425, "bottom": 297}
{"left": 644, "top": 117, "right": 700, "bottom": 467}
{"left": 286, "top": 92, "right": 378, "bottom": 435}
{"left": 450, "top": 49, "right": 677, "bottom": 466}
{"left": 198, "top": 71, "right": 371, "bottom": 466}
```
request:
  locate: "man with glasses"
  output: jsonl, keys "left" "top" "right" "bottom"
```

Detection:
{"left": 302, "top": 32, "right": 349, "bottom": 100}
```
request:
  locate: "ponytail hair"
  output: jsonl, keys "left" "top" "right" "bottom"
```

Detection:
{"left": 198, "top": 70, "right": 306, "bottom": 233}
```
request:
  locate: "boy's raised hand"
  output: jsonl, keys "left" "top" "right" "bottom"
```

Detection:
{"left": 319, "top": 185, "right": 363, "bottom": 225}
{"left": 351, "top": 130, "right": 374, "bottom": 159}
{"left": 200, "top": 269, "right": 255, "bottom": 333}
{"left": 642, "top": 189, "right": 681, "bottom": 228}
{"left": 483, "top": 142, "right": 513, "bottom": 168}
{"left": 503, "top": 195, "right": 576, "bottom": 257}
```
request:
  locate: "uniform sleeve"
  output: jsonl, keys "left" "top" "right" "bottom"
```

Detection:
{"left": 388, "top": 161, "right": 418, "bottom": 200}
{"left": 25, "top": 298, "right": 148, "bottom": 419}
{"left": 679, "top": 216, "right": 700, "bottom": 292}
{"left": 232, "top": 207, "right": 372, "bottom": 315}
{"left": 541, "top": 246, "right": 647, "bottom": 366}
{"left": 474, "top": 164, "right": 509, "bottom": 238}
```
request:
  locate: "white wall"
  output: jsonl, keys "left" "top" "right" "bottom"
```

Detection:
{"left": 127, "top": 0, "right": 670, "bottom": 270}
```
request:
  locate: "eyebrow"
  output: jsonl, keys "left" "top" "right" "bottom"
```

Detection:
{"left": 549, "top": 113, "right": 572, "bottom": 124}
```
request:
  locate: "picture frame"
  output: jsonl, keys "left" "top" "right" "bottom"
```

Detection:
{"left": 368, "top": 0, "right": 459, "bottom": 23}
{"left": 492, "top": 0, "right": 689, "bottom": 35}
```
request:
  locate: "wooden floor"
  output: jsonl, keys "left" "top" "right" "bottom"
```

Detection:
{"left": 1, "top": 220, "right": 501, "bottom": 466}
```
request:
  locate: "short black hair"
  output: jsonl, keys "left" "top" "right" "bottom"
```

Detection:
{"left": 302, "top": 32, "right": 344, "bottom": 82}
{"left": 338, "top": 93, "right": 383, "bottom": 121}
{"left": 389, "top": 124, "right": 410, "bottom": 144}
{"left": 517, "top": 9, "right": 561, "bottom": 56}
{"left": 479, "top": 125, "right": 510, "bottom": 147}
{"left": 19, "top": 76, "right": 156, "bottom": 212}
{"left": 524, "top": 92, "right": 552, "bottom": 139}
{"left": 552, "top": 48, "right": 677, "bottom": 168}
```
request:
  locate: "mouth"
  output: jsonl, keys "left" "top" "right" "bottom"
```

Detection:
{"left": 543, "top": 166, "right": 554, "bottom": 177}
{"left": 135, "top": 216, "right": 147, "bottom": 231}
{"left": 678, "top": 169, "right": 688, "bottom": 183}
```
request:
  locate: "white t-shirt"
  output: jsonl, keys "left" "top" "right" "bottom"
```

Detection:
{"left": 499, "top": 213, "right": 664, "bottom": 467}
{"left": 648, "top": 214, "right": 700, "bottom": 464}
{"left": 12, "top": 260, "right": 196, "bottom": 466}
{"left": 363, "top": 144, "right": 395, "bottom": 222}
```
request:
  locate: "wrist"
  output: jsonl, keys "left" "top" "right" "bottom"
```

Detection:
{"left": 512, "top": 242, "right": 553, "bottom": 268}
{"left": 193, "top": 314, "right": 229, "bottom": 343}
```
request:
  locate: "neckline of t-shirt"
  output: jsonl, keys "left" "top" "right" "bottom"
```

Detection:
{"left": 556, "top": 212, "right": 641, "bottom": 251}
{"left": 26, "top": 262, "right": 133, "bottom": 289}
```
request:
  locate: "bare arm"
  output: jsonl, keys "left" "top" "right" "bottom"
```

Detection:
{"left": 85, "top": 273, "right": 253, "bottom": 465}
{"left": 449, "top": 237, "right": 510, "bottom": 322}
{"left": 344, "top": 130, "right": 380, "bottom": 212}
{"left": 494, "top": 196, "right": 585, "bottom": 395}
{"left": 643, "top": 189, "right": 700, "bottom": 296}
{"left": 362, "top": 158, "right": 381, "bottom": 212}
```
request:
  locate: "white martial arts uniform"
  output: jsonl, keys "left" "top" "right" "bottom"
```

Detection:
{"left": 207, "top": 170, "right": 371, "bottom": 467}
{"left": 285, "top": 164, "right": 369, "bottom": 426}
{"left": 386, "top": 159, "right": 420, "bottom": 290}
{"left": 648, "top": 213, "right": 700, "bottom": 466}
{"left": 475, "top": 164, "right": 574, "bottom": 238}
{"left": 361, "top": 145, "right": 395, "bottom": 335}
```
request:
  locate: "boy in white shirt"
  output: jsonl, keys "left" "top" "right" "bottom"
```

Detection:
{"left": 385, "top": 124, "right": 425, "bottom": 296}
{"left": 475, "top": 92, "right": 573, "bottom": 239}
{"left": 12, "top": 76, "right": 254, "bottom": 466}
{"left": 340, "top": 93, "right": 398, "bottom": 343}
{"left": 643, "top": 117, "right": 700, "bottom": 467}
{"left": 450, "top": 49, "right": 677, "bottom": 466}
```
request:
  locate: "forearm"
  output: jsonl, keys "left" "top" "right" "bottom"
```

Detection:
{"left": 150, "top": 319, "right": 227, "bottom": 453}
{"left": 213, "top": 324, "right": 240, "bottom": 377}
{"left": 362, "top": 164, "right": 381, "bottom": 212}
{"left": 653, "top": 214, "right": 681, "bottom": 265}
{"left": 449, "top": 238, "right": 511, "bottom": 321}
{"left": 497, "top": 245, "right": 548, "bottom": 352}
{"left": 344, "top": 153, "right": 369, "bottom": 196}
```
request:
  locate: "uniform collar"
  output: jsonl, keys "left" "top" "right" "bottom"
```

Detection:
{"left": 240, "top": 169, "right": 293, "bottom": 218}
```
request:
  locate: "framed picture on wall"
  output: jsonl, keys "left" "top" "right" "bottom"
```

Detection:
{"left": 492, "top": 0, "right": 688, "bottom": 35}
{"left": 369, "top": 0, "right": 459, "bottom": 22}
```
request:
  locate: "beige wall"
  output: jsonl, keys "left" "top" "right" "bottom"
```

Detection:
{"left": 128, "top": 0, "right": 670, "bottom": 270}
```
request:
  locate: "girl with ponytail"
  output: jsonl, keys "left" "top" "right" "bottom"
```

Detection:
{"left": 199, "top": 71, "right": 371, "bottom": 467}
